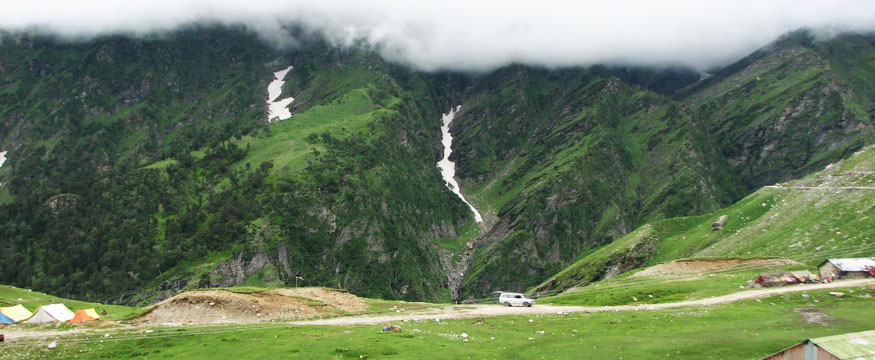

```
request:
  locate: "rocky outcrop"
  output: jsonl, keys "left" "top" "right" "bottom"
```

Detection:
{"left": 207, "top": 243, "right": 295, "bottom": 287}
{"left": 530, "top": 231, "right": 658, "bottom": 297}
{"left": 598, "top": 237, "right": 657, "bottom": 281}
{"left": 135, "top": 242, "right": 297, "bottom": 305}
{"left": 711, "top": 215, "right": 729, "bottom": 231}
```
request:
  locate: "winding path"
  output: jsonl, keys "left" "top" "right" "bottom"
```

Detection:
{"left": 2, "top": 279, "right": 871, "bottom": 344}
{"left": 765, "top": 185, "right": 875, "bottom": 191}
{"left": 291, "top": 278, "right": 875, "bottom": 326}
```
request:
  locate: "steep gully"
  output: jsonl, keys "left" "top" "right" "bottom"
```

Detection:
{"left": 437, "top": 106, "right": 483, "bottom": 223}
{"left": 436, "top": 106, "right": 491, "bottom": 302}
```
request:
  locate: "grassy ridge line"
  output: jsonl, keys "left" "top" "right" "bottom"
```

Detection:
{"left": 539, "top": 244, "right": 875, "bottom": 306}
{"left": 546, "top": 243, "right": 873, "bottom": 295}
{"left": 529, "top": 242, "right": 872, "bottom": 306}
{"left": 533, "top": 144, "right": 875, "bottom": 297}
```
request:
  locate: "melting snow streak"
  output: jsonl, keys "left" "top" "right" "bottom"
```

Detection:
{"left": 437, "top": 106, "right": 483, "bottom": 223}
{"left": 0, "top": 151, "right": 6, "bottom": 186}
{"left": 267, "top": 66, "right": 294, "bottom": 123}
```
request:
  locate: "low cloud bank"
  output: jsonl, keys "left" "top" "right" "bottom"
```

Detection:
{"left": 3, "top": 1, "right": 875, "bottom": 71}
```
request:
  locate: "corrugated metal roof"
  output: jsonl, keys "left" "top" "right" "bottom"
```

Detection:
{"left": 810, "top": 330, "right": 875, "bottom": 359}
{"left": 826, "top": 258, "right": 875, "bottom": 272}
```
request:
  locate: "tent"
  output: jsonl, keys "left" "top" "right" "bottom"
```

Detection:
{"left": 0, "top": 312, "right": 13, "bottom": 324}
{"left": 0, "top": 304, "right": 33, "bottom": 322}
{"left": 70, "top": 308, "right": 100, "bottom": 323}
{"left": 26, "top": 304, "right": 75, "bottom": 324}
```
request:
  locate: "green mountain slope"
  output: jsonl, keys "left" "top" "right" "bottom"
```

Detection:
{"left": 451, "top": 32, "right": 874, "bottom": 300}
{"left": 683, "top": 31, "right": 875, "bottom": 188}
{"left": 534, "top": 144, "right": 875, "bottom": 296}
{"left": 0, "top": 30, "right": 471, "bottom": 304}
{"left": 1, "top": 28, "right": 873, "bottom": 305}
{"left": 445, "top": 67, "right": 746, "bottom": 299}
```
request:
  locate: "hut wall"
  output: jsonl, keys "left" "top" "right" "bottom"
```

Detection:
{"left": 762, "top": 341, "right": 841, "bottom": 360}
{"left": 819, "top": 263, "right": 841, "bottom": 279}
{"left": 840, "top": 271, "right": 869, "bottom": 279}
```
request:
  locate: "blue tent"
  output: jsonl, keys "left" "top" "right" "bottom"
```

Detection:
{"left": 0, "top": 312, "right": 13, "bottom": 324}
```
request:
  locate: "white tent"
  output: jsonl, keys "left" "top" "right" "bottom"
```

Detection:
{"left": 26, "top": 304, "right": 75, "bottom": 324}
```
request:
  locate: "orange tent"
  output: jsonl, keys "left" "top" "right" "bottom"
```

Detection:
{"left": 70, "top": 308, "right": 100, "bottom": 323}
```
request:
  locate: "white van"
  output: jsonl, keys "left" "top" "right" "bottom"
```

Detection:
{"left": 498, "top": 292, "right": 535, "bottom": 307}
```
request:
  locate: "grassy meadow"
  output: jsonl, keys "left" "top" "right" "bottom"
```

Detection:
{"left": 3, "top": 286, "right": 873, "bottom": 359}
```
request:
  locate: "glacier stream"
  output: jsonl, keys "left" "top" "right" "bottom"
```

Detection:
{"left": 437, "top": 106, "right": 483, "bottom": 223}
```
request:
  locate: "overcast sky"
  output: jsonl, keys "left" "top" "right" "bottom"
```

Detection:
{"left": 2, "top": 1, "right": 874, "bottom": 71}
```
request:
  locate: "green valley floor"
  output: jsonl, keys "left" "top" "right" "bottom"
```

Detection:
{"left": 1, "top": 280, "right": 873, "bottom": 359}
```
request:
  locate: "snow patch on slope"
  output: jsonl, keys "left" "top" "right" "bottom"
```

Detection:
{"left": 0, "top": 151, "right": 7, "bottom": 186}
{"left": 267, "top": 66, "right": 294, "bottom": 123}
{"left": 437, "top": 106, "right": 483, "bottom": 223}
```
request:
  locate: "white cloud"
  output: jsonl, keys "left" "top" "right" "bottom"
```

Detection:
{"left": 2, "top": 0, "right": 874, "bottom": 71}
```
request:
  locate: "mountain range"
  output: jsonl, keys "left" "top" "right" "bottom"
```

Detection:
{"left": 0, "top": 27, "right": 872, "bottom": 305}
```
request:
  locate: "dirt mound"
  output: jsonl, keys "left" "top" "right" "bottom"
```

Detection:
{"left": 631, "top": 258, "right": 800, "bottom": 278}
{"left": 137, "top": 288, "right": 367, "bottom": 325}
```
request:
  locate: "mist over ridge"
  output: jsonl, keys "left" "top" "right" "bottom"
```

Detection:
{"left": 2, "top": 1, "right": 875, "bottom": 72}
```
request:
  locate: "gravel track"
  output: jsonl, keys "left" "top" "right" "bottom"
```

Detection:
{"left": 291, "top": 279, "right": 875, "bottom": 326}
{"left": 3, "top": 279, "right": 871, "bottom": 343}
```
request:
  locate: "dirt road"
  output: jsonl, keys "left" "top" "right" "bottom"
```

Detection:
{"left": 292, "top": 279, "right": 875, "bottom": 326}
{"left": 3, "top": 279, "right": 871, "bottom": 343}
{"left": 765, "top": 185, "right": 875, "bottom": 190}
